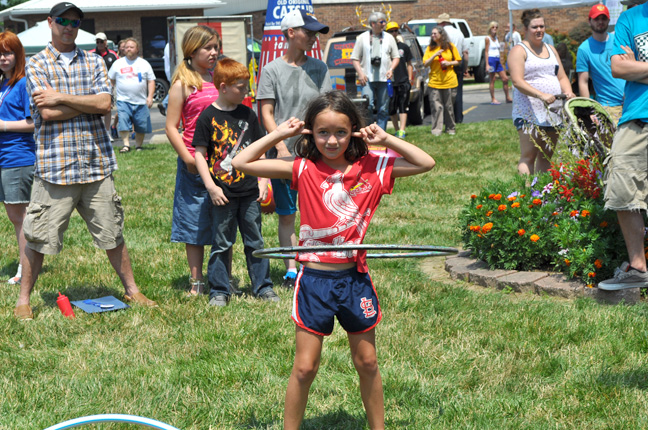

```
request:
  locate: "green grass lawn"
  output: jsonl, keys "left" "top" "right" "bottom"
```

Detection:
{"left": 2, "top": 121, "right": 648, "bottom": 429}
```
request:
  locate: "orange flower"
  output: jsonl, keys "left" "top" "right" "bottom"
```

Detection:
{"left": 581, "top": 210, "right": 591, "bottom": 217}
{"left": 588, "top": 272, "right": 596, "bottom": 278}
{"left": 508, "top": 196, "right": 516, "bottom": 201}
{"left": 594, "top": 259, "right": 602, "bottom": 269}
{"left": 586, "top": 284, "right": 594, "bottom": 289}
{"left": 520, "top": 194, "right": 526, "bottom": 198}
{"left": 488, "top": 193, "right": 495, "bottom": 199}
{"left": 552, "top": 212, "right": 558, "bottom": 216}
{"left": 517, "top": 229, "right": 525, "bottom": 236}
{"left": 511, "top": 202, "right": 520, "bottom": 208}
{"left": 482, "top": 222, "right": 493, "bottom": 233}
{"left": 564, "top": 259, "right": 571, "bottom": 266}
{"left": 471, "top": 194, "right": 477, "bottom": 199}
{"left": 476, "top": 204, "right": 483, "bottom": 209}
{"left": 532, "top": 198, "right": 542, "bottom": 205}
{"left": 528, "top": 205, "right": 534, "bottom": 208}
{"left": 498, "top": 204, "right": 506, "bottom": 211}
{"left": 486, "top": 211, "right": 493, "bottom": 217}
{"left": 530, "top": 234, "right": 540, "bottom": 242}
{"left": 469, "top": 225, "right": 481, "bottom": 232}
{"left": 600, "top": 221, "right": 608, "bottom": 228}
{"left": 493, "top": 193, "right": 502, "bottom": 200}
{"left": 570, "top": 210, "right": 579, "bottom": 217}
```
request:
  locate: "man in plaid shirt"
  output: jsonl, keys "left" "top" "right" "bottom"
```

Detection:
{"left": 14, "top": 2, "right": 157, "bottom": 320}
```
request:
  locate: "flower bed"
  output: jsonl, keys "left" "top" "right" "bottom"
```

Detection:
{"left": 458, "top": 159, "right": 643, "bottom": 287}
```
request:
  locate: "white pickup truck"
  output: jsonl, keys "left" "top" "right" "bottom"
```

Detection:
{"left": 407, "top": 18, "right": 488, "bottom": 82}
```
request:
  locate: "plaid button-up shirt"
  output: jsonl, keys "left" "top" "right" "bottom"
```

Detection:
{"left": 26, "top": 43, "right": 117, "bottom": 185}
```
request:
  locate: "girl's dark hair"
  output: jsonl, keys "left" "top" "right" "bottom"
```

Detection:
{"left": 295, "top": 91, "right": 368, "bottom": 162}
{"left": 521, "top": 9, "right": 543, "bottom": 29}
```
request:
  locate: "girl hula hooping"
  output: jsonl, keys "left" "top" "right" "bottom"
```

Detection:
{"left": 232, "top": 91, "right": 435, "bottom": 430}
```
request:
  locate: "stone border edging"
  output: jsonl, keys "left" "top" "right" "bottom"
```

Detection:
{"left": 444, "top": 251, "right": 640, "bottom": 305}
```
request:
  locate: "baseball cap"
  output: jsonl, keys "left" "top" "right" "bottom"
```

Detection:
{"left": 385, "top": 21, "right": 399, "bottom": 32}
{"left": 588, "top": 4, "right": 610, "bottom": 19}
{"left": 95, "top": 32, "right": 107, "bottom": 41}
{"left": 49, "top": 2, "right": 84, "bottom": 19}
{"left": 437, "top": 13, "right": 451, "bottom": 22}
{"left": 280, "top": 9, "right": 329, "bottom": 34}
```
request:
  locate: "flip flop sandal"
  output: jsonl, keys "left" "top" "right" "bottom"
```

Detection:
{"left": 119, "top": 146, "right": 131, "bottom": 153}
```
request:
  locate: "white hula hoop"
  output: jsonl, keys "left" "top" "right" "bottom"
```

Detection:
{"left": 252, "top": 244, "right": 458, "bottom": 260}
{"left": 43, "top": 414, "right": 180, "bottom": 430}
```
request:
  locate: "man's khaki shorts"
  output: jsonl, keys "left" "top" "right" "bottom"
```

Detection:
{"left": 603, "top": 105, "right": 623, "bottom": 126}
{"left": 603, "top": 120, "right": 648, "bottom": 212}
{"left": 23, "top": 175, "right": 125, "bottom": 255}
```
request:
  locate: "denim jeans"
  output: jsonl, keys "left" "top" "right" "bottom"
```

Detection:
{"left": 362, "top": 81, "right": 389, "bottom": 130}
{"left": 208, "top": 193, "right": 273, "bottom": 297}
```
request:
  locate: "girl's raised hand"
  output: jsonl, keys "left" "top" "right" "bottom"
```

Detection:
{"left": 274, "top": 117, "right": 306, "bottom": 140}
{"left": 355, "top": 123, "right": 388, "bottom": 145}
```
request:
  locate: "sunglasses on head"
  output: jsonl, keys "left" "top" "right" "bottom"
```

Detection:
{"left": 54, "top": 17, "right": 81, "bottom": 28}
{"left": 378, "top": 20, "right": 387, "bottom": 24}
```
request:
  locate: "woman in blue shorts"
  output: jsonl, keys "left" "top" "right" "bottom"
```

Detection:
{"left": 484, "top": 21, "right": 512, "bottom": 105}
{"left": 0, "top": 31, "right": 35, "bottom": 285}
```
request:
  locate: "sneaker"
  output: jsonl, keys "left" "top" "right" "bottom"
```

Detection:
{"left": 282, "top": 273, "right": 296, "bottom": 289}
{"left": 598, "top": 262, "right": 648, "bottom": 290}
{"left": 447, "top": 130, "right": 456, "bottom": 136}
{"left": 7, "top": 275, "right": 20, "bottom": 285}
{"left": 258, "top": 289, "right": 280, "bottom": 302}
{"left": 395, "top": 130, "right": 406, "bottom": 139}
{"left": 431, "top": 130, "right": 442, "bottom": 137}
{"left": 158, "top": 104, "right": 166, "bottom": 116}
{"left": 208, "top": 294, "right": 228, "bottom": 307}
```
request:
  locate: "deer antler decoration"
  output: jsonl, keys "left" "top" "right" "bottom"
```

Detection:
{"left": 355, "top": 6, "right": 369, "bottom": 28}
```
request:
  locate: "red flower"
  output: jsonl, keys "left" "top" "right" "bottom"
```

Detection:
{"left": 588, "top": 272, "right": 596, "bottom": 278}
{"left": 594, "top": 259, "right": 602, "bottom": 269}
{"left": 517, "top": 229, "right": 525, "bottom": 236}
{"left": 471, "top": 194, "right": 477, "bottom": 199}
{"left": 532, "top": 198, "right": 542, "bottom": 205}
{"left": 570, "top": 210, "right": 579, "bottom": 217}
{"left": 476, "top": 204, "right": 483, "bottom": 209}
{"left": 600, "top": 221, "right": 608, "bottom": 228}
{"left": 498, "top": 204, "right": 506, "bottom": 211}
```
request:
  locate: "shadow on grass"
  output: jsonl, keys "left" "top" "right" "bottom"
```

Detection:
{"left": 238, "top": 408, "right": 396, "bottom": 429}
{"left": 40, "top": 284, "right": 124, "bottom": 308}
{"left": 598, "top": 367, "right": 648, "bottom": 390}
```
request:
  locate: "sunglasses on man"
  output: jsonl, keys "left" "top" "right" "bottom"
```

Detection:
{"left": 54, "top": 17, "right": 82, "bottom": 28}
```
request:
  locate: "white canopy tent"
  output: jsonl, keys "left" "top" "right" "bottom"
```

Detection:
{"left": 507, "top": 0, "right": 599, "bottom": 40}
{"left": 17, "top": 20, "right": 100, "bottom": 56}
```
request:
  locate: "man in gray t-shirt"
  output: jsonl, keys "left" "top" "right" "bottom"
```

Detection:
{"left": 257, "top": 8, "right": 331, "bottom": 287}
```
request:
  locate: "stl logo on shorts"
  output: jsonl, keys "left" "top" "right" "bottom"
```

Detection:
{"left": 360, "top": 297, "right": 377, "bottom": 318}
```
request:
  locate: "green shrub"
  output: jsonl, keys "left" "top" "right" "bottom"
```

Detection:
{"left": 459, "top": 158, "right": 637, "bottom": 286}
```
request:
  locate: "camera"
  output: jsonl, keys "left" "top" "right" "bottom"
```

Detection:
{"left": 371, "top": 57, "right": 381, "bottom": 67}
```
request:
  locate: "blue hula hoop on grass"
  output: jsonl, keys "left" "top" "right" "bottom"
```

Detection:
{"left": 43, "top": 414, "right": 180, "bottom": 430}
{"left": 252, "top": 244, "right": 458, "bottom": 260}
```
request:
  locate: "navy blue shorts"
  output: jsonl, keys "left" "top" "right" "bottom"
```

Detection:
{"left": 292, "top": 266, "right": 382, "bottom": 336}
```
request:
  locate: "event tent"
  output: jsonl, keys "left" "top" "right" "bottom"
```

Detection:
{"left": 17, "top": 20, "right": 99, "bottom": 56}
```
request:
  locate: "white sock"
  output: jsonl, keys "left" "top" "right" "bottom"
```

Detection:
{"left": 14, "top": 264, "right": 22, "bottom": 278}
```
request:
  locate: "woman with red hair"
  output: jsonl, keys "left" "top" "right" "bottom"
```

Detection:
{"left": 0, "top": 31, "right": 35, "bottom": 285}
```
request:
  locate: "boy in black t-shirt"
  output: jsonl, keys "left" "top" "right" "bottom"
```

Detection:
{"left": 193, "top": 58, "right": 278, "bottom": 306}
{"left": 386, "top": 22, "right": 413, "bottom": 139}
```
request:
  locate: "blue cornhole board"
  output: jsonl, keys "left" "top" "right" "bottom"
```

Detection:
{"left": 71, "top": 296, "right": 130, "bottom": 314}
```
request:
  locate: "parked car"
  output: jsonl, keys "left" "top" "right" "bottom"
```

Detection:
{"left": 323, "top": 26, "right": 430, "bottom": 125}
{"left": 408, "top": 18, "right": 488, "bottom": 83}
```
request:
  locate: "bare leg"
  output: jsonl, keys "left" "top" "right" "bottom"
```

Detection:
{"left": 489, "top": 72, "right": 498, "bottom": 103}
{"left": 120, "top": 131, "right": 131, "bottom": 149}
{"left": 534, "top": 130, "right": 557, "bottom": 173}
{"left": 348, "top": 329, "right": 384, "bottom": 430}
{"left": 284, "top": 327, "right": 323, "bottom": 430}
{"left": 135, "top": 132, "right": 145, "bottom": 149}
{"left": 16, "top": 246, "right": 43, "bottom": 307}
{"left": 5, "top": 203, "right": 28, "bottom": 274}
{"left": 390, "top": 114, "right": 399, "bottom": 131}
{"left": 500, "top": 71, "right": 512, "bottom": 102}
{"left": 618, "top": 211, "right": 647, "bottom": 271}
{"left": 518, "top": 129, "right": 539, "bottom": 175}
{"left": 278, "top": 213, "right": 298, "bottom": 271}
{"left": 105, "top": 242, "right": 140, "bottom": 296}
{"left": 398, "top": 113, "right": 408, "bottom": 132}
{"left": 186, "top": 244, "right": 205, "bottom": 280}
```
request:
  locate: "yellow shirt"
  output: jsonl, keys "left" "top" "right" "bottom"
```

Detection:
{"left": 423, "top": 44, "right": 461, "bottom": 89}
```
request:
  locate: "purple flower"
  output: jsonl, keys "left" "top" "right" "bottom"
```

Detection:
{"left": 542, "top": 183, "right": 554, "bottom": 194}
{"left": 531, "top": 176, "right": 538, "bottom": 187}
{"left": 532, "top": 190, "right": 541, "bottom": 197}
{"left": 508, "top": 191, "right": 519, "bottom": 199}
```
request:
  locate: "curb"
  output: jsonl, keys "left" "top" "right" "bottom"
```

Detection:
{"left": 443, "top": 251, "right": 640, "bottom": 305}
